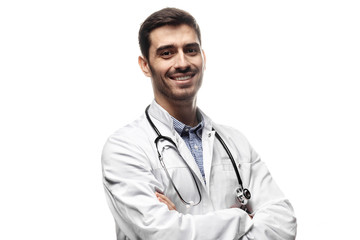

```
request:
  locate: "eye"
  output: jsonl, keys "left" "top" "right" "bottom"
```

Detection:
{"left": 161, "top": 51, "right": 171, "bottom": 56}
{"left": 160, "top": 50, "right": 174, "bottom": 59}
{"left": 185, "top": 47, "right": 199, "bottom": 56}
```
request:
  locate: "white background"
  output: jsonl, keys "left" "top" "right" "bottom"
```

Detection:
{"left": 1, "top": 0, "right": 359, "bottom": 239}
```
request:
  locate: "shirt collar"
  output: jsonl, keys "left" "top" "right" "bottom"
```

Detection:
{"left": 172, "top": 113, "right": 204, "bottom": 138}
{"left": 147, "top": 100, "right": 213, "bottom": 136}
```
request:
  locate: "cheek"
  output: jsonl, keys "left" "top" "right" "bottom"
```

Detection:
{"left": 193, "top": 56, "right": 205, "bottom": 69}
{"left": 152, "top": 61, "right": 173, "bottom": 76}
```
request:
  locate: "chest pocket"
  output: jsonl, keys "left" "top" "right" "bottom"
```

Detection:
{"left": 152, "top": 143, "right": 202, "bottom": 213}
{"left": 208, "top": 140, "right": 244, "bottom": 208}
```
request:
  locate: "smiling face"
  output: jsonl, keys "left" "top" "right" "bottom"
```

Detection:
{"left": 139, "top": 24, "right": 206, "bottom": 106}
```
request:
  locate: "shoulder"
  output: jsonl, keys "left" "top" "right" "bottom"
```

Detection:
{"left": 108, "top": 115, "right": 148, "bottom": 143}
{"left": 102, "top": 114, "right": 153, "bottom": 160}
{"left": 100, "top": 113, "right": 163, "bottom": 177}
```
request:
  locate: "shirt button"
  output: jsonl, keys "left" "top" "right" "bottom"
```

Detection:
{"left": 194, "top": 145, "right": 198, "bottom": 150}
{"left": 208, "top": 133, "right": 211, "bottom": 137}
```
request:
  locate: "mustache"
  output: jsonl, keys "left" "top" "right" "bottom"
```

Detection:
{"left": 166, "top": 67, "right": 198, "bottom": 76}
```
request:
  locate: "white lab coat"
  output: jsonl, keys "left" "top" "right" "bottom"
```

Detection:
{"left": 102, "top": 101, "right": 297, "bottom": 240}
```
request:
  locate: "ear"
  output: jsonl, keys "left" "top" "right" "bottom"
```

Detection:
{"left": 138, "top": 56, "right": 152, "bottom": 77}
{"left": 202, "top": 49, "right": 207, "bottom": 70}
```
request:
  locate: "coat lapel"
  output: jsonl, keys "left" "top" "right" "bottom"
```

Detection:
{"left": 148, "top": 101, "right": 206, "bottom": 186}
{"left": 175, "top": 133, "right": 206, "bottom": 186}
{"left": 202, "top": 128, "right": 215, "bottom": 193}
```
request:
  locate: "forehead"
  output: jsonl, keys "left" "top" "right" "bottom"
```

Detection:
{"left": 149, "top": 24, "right": 200, "bottom": 50}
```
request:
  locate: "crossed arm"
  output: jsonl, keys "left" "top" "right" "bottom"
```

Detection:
{"left": 156, "top": 191, "right": 254, "bottom": 219}
{"left": 103, "top": 129, "right": 297, "bottom": 239}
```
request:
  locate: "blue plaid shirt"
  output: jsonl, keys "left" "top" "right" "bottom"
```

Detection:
{"left": 172, "top": 116, "right": 205, "bottom": 182}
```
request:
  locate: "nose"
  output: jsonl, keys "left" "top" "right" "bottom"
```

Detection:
{"left": 174, "top": 51, "right": 190, "bottom": 70}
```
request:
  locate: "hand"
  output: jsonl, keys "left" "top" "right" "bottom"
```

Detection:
{"left": 155, "top": 192, "right": 177, "bottom": 211}
{"left": 230, "top": 204, "right": 253, "bottom": 219}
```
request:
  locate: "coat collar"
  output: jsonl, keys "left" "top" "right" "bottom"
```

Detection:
{"left": 147, "top": 100, "right": 214, "bottom": 135}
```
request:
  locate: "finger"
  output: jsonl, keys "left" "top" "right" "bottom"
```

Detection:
{"left": 157, "top": 196, "right": 175, "bottom": 210}
{"left": 159, "top": 198, "right": 175, "bottom": 209}
{"left": 158, "top": 194, "right": 176, "bottom": 210}
{"left": 155, "top": 192, "right": 177, "bottom": 210}
{"left": 160, "top": 195, "right": 176, "bottom": 210}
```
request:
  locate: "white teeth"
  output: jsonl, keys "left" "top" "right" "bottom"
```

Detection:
{"left": 175, "top": 75, "right": 191, "bottom": 81}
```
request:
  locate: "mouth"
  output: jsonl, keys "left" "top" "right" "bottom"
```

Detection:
{"left": 168, "top": 73, "right": 196, "bottom": 81}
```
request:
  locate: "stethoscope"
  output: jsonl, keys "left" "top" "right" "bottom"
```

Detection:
{"left": 145, "top": 106, "right": 251, "bottom": 209}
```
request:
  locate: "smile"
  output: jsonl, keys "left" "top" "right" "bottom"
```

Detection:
{"left": 169, "top": 73, "right": 196, "bottom": 81}
{"left": 174, "top": 75, "right": 192, "bottom": 81}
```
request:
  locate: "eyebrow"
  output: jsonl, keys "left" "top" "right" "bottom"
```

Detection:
{"left": 155, "top": 42, "right": 200, "bottom": 55}
{"left": 156, "top": 44, "right": 175, "bottom": 55}
{"left": 184, "top": 43, "right": 200, "bottom": 49}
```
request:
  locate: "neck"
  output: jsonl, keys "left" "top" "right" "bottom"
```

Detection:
{"left": 155, "top": 97, "right": 198, "bottom": 127}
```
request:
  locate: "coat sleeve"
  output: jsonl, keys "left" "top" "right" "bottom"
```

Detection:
{"left": 240, "top": 146, "right": 297, "bottom": 240}
{"left": 102, "top": 132, "right": 253, "bottom": 240}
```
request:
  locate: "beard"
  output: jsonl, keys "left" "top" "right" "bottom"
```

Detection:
{"left": 149, "top": 64, "right": 204, "bottom": 102}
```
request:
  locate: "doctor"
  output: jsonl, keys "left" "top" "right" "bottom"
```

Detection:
{"left": 102, "top": 7, "right": 297, "bottom": 240}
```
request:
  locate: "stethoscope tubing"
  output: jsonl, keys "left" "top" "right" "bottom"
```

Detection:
{"left": 213, "top": 131, "right": 244, "bottom": 188}
{"left": 145, "top": 105, "right": 250, "bottom": 206}
{"left": 155, "top": 135, "right": 202, "bottom": 207}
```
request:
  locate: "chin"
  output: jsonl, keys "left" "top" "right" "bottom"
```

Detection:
{"left": 170, "top": 91, "right": 198, "bottom": 102}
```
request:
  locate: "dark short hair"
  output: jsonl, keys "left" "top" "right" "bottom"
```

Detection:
{"left": 138, "top": 7, "right": 201, "bottom": 61}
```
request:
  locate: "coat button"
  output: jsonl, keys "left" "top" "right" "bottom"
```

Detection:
{"left": 208, "top": 133, "right": 211, "bottom": 137}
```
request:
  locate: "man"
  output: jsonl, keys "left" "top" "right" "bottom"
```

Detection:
{"left": 102, "top": 7, "right": 297, "bottom": 240}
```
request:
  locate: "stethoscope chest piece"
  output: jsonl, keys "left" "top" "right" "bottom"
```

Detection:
{"left": 235, "top": 187, "right": 251, "bottom": 206}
